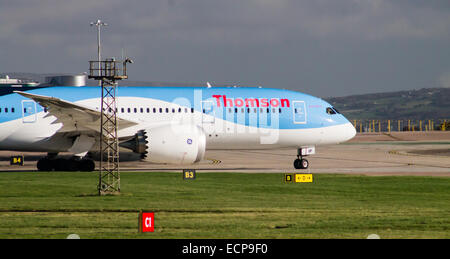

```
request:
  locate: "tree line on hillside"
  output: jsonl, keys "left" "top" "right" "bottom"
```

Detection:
{"left": 325, "top": 88, "right": 450, "bottom": 122}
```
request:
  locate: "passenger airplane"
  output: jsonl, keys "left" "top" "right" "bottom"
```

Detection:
{"left": 0, "top": 85, "right": 356, "bottom": 171}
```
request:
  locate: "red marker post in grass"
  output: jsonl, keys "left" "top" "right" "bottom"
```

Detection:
{"left": 139, "top": 211, "right": 154, "bottom": 233}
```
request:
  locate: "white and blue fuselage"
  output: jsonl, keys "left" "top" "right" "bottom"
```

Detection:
{"left": 0, "top": 86, "right": 356, "bottom": 168}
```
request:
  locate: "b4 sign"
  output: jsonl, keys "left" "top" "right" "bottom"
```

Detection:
{"left": 140, "top": 212, "right": 154, "bottom": 233}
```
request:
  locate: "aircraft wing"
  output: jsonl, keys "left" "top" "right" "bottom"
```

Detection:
{"left": 14, "top": 91, "right": 138, "bottom": 133}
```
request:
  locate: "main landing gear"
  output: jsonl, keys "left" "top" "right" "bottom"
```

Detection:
{"left": 37, "top": 154, "right": 95, "bottom": 172}
{"left": 293, "top": 148, "right": 310, "bottom": 170}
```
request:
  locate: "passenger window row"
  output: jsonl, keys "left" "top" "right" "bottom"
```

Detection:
{"left": 225, "top": 108, "right": 283, "bottom": 113}
{"left": 0, "top": 105, "right": 289, "bottom": 115}
{"left": 102, "top": 107, "right": 195, "bottom": 114}
{"left": 0, "top": 107, "right": 15, "bottom": 113}
{"left": 104, "top": 107, "right": 285, "bottom": 114}
{"left": 0, "top": 107, "right": 49, "bottom": 114}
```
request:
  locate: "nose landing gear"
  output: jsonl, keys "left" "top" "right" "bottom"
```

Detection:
{"left": 293, "top": 147, "right": 314, "bottom": 169}
{"left": 293, "top": 157, "right": 309, "bottom": 169}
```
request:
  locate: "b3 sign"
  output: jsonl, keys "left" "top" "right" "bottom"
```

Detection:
{"left": 140, "top": 212, "right": 154, "bottom": 233}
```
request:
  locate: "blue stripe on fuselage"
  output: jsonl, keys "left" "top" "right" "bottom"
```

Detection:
{"left": 0, "top": 86, "right": 350, "bottom": 129}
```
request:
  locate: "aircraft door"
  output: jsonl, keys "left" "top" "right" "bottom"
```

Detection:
{"left": 21, "top": 100, "right": 37, "bottom": 123}
{"left": 292, "top": 101, "right": 306, "bottom": 124}
{"left": 201, "top": 100, "right": 215, "bottom": 124}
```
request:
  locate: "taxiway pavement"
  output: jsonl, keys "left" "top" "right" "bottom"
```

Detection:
{"left": 1, "top": 132, "right": 449, "bottom": 176}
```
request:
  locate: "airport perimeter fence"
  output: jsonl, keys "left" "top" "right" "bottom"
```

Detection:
{"left": 351, "top": 119, "right": 450, "bottom": 133}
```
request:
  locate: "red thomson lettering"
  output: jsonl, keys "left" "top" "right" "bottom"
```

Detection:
{"left": 270, "top": 99, "right": 280, "bottom": 107}
{"left": 212, "top": 95, "right": 222, "bottom": 107}
{"left": 281, "top": 98, "right": 290, "bottom": 107}
{"left": 211, "top": 95, "right": 290, "bottom": 108}
{"left": 260, "top": 99, "right": 269, "bottom": 107}
{"left": 223, "top": 95, "right": 233, "bottom": 107}
{"left": 245, "top": 98, "right": 259, "bottom": 107}
{"left": 234, "top": 98, "right": 244, "bottom": 107}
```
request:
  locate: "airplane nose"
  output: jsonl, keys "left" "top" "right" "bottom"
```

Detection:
{"left": 321, "top": 122, "right": 357, "bottom": 145}
{"left": 343, "top": 122, "right": 357, "bottom": 142}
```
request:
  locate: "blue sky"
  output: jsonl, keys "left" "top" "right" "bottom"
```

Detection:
{"left": 1, "top": 0, "right": 450, "bottom": 97}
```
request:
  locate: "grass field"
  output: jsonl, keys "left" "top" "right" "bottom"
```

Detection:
{"left": 0, "top": 171, "right": 448, "bottom": 239}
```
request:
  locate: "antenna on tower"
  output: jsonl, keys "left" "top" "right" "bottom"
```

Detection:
{"left": 90, "top": 19, "right": 108, "bottom": 86}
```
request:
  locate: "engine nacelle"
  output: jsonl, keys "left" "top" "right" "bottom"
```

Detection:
{"left": 124, "top": 124, "right": 206, "bottom": 164}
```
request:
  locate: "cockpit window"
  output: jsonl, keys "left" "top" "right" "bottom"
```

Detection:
{"left": 326, "top": 107, "right": 336, "bottom": 115}
{"left": 332, "top": 107, "right": 340, "bottom": 114}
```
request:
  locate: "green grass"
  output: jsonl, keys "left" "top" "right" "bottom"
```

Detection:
{"left": 0, "top": 171, "right": 449, "bottom": 239}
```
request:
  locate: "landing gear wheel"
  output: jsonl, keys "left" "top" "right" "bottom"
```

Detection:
{"left": 293, "top": 158, "right": 309, "bottom": 169}
{"left": 66, "top": 159, "right": 80, "bottom": 171}
{"left": 80, "top": 159, "right": 95, "bottom": 172}
{"left": 36, "top": 157, "right": 95, "bottom": 172}
{"left": 54, "top": 158, "right": 67, "bottom": 171}
{"left": 37, "top": 158, "right": 53, "bottom": 171}
{"left": 294, "top": 159, "right": 302, "bottom": 169}
{"left": 301, "top": 158, "right": 309, "bottom": 169}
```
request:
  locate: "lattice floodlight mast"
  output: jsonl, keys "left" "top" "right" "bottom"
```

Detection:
{"left": 88, "top": 59, "right": 129, "bottom": 195}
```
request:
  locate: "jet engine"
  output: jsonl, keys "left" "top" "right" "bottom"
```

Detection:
{"left": 121, "top": 124, "right": 206, "bottom": 164}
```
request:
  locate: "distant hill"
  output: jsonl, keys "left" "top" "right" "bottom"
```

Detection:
{"left": 325, "top": 88, "right": 450, "bottom": 121}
